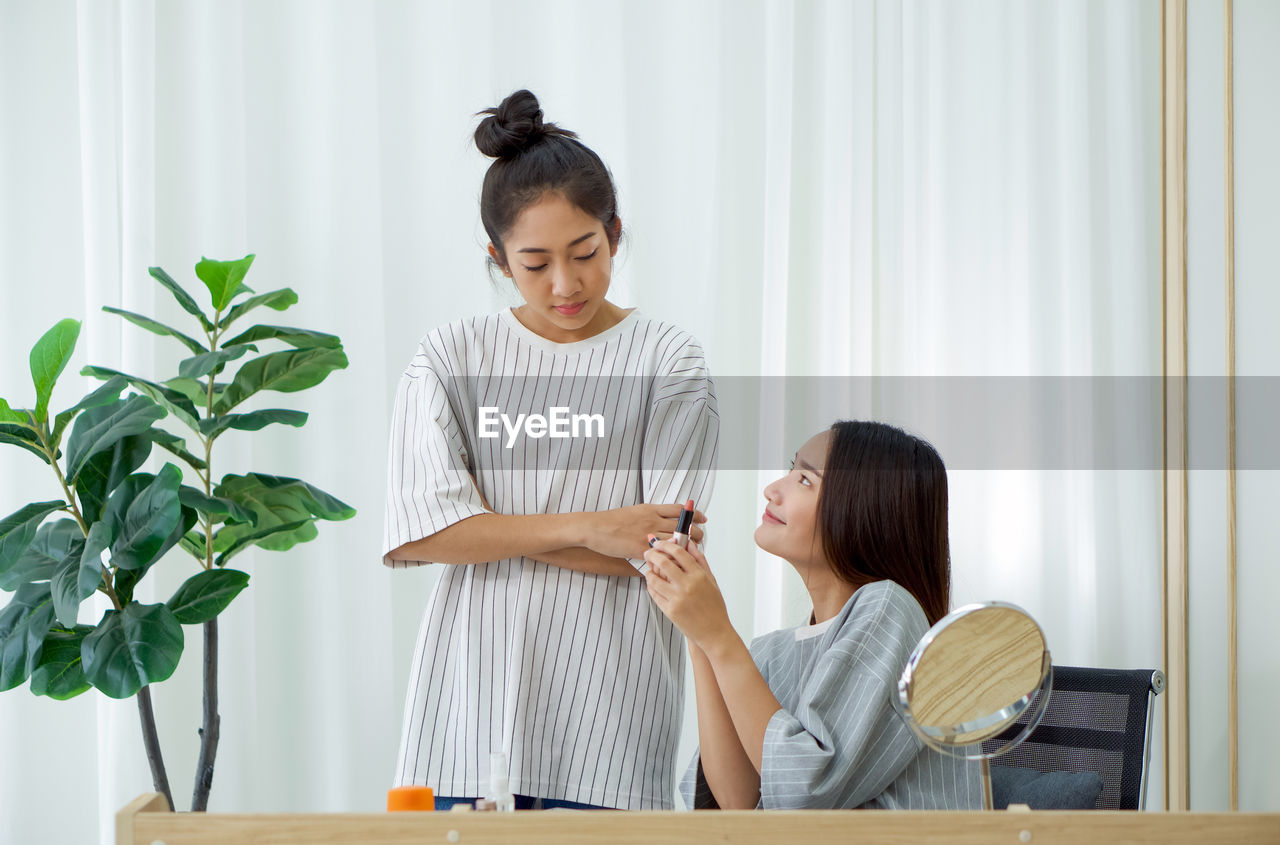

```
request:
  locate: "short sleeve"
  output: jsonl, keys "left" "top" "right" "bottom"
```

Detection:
{"left": 634, "top": 340, "right": 719, "bottom": 572}
{"left": 758, "top": 595, "right": 925, "bottom": 809}
{"left": 381, "top": 356, "right": 488, "bottom": 567}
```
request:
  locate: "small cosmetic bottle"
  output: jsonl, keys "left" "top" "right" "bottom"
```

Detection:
{"left": 488, "top": 752, "right": 516, "bottom": 812}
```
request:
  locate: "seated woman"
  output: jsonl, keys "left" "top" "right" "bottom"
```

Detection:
{"left": 643, "top": 420, "right": 981, "bottom": 810}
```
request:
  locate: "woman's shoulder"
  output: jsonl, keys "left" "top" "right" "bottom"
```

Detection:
{"left": 404, "top": 312, "right": 506, "bottom": 374}
{"left": 829, "top": 580, "right": 930, "bottom": 653}
{"left": 626, "top": 311, "right": 707, "bottom": 359}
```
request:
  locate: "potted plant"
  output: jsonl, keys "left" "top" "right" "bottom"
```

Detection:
{"left": 0, "top": 254, "right": 354, "bottom": 811}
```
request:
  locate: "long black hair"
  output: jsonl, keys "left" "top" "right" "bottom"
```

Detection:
{"left": 816, "top": 420, "right": 951, "bottom": 625}
{"left": 473, "top": 89, "right": 621, "bottom": 271}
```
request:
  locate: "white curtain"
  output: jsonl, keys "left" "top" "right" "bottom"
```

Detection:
{"left": 0, "top": 1, "right": 1163, "bottom": 841}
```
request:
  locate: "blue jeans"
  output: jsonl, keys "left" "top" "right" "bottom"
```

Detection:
{"left": 434, "top": 794, "right": 607, "bottom": 811}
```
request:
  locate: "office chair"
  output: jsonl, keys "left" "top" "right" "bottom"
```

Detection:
{"left": 982, "top": 666, "right": 1166, "bottom": 810}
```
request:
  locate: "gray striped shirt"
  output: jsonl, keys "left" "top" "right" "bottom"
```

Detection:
{"left": 384, "top": 308, "right": 718, "bottom": 809}
{"left": 681, "top": 580, "right": 981, "bottom": 809}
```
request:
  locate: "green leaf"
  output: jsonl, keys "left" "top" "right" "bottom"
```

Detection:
{"left": 105, "top": 464, "right": 183, "bottom": 571}
{"left": 65, "top": 395, "right": 167, "bottom": 481}
{"left": 0, "top": 501, "right": 67, "bottom": 577}
{"left": 223, "top": 324, "right": 341, "bottom": 350}
{"left": 80, "top": 602, "right": 183, "bottom": 699}
{"left": 161, "top": 376, "right": 213, "bottom": 408}
{"left": 195, "top": 254, "right": 256, "bottom": 312}
{"left": 149, "top": 265, "right": 213, "bottom": 331}
{"left": 198, "top": 409, "right": 308, "bottom": 440}
{"left": 0, "top": 397, "right": 27, "bottom": 424}
{"left": 166, "top": 569, "right": 250, "bottom": 624}
{"left": 214, "top": 347, "right": 348, "bottom": 413}
{"left": 218, "top": 289, "right": 298, "bottom": 330}
{"left": 102, "top": 307, "right": 207, "bottom": 356}
{"left": 0, "top": 422, "right": 50, "bottom": 465}
{"left": 51, "top": 375, "right": 129, "bottom": 447}
{"left": 178, "top": 486, "right": 253, "bottom": 524}
{"left": 50, "top": 520, "right": 110, "bottom": 627}
{"left": 0, "top": 582, "right": 56, "bottom": 691}
{"left": 30, "top": 625, "right": 93, "bottom": 699}
{"left": 112, "top": 505, "right": 194, "bottom": 608}
{"left": 214, "top": 519, "right": 312, "bottom": 566}
{"left": 0, "top": 520, "right": 80, "bottom": 591}
{"left": 179, "top": 529, "right": 207, "bottom": 560}
{"left": 150, "top": 429, "right": 207, "bottom": 471}
{"left": 212, "top": 473, "right": 354, "bottom": 563}
{"left": 29, "top": 319, "right": 81, "bottom": 423}
{"left": 177, "top": 343, "right": 257, "bottom": 380}
{"left": 75, "top": 432, "right": 154, "bottom": 525}
{"left": 81, "top": 366, "right": 200, "bottom": 431}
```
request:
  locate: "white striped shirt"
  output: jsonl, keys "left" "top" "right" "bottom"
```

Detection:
{"left": 681, "top": 580, "right": 981, "bottom": 810}
{"left": 383, "top": 308, "right": 719, "bottom": 809}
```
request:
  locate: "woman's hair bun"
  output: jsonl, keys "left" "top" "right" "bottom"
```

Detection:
{"left": 474, "top": 89, "right": 574, "bottom": 159}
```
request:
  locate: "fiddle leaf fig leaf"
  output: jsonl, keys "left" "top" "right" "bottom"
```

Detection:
{"left": 218, "top": 289, "right": 298, "bottom": 330}
{"left": 195, "top": 254, "right": 256, "bottom": 312}
{"left": 105, "top": 464, "right": 183, "bottom": 572}
{"left": 0, "top": 501, "right": 67, "bottom": 577}
{"left": 198, "top": 409, "right": 307, "bottom": 440}
{"left": 149, "top": 429, "right": 206, "bottom": 471}
{"left": 102, "top": 307, "right": 207, "bottom": 356}
{"left": 29, "top": 319, "right": 81, "bottom": 423}
{"left": 50, "top": 520, "right": 110, "bottom": 627}
{"left": 52, "top": 375, "right": 128, "bottom": 446}
{"left": 149, "top": 265, "right": 213, "bottom": 331}
{"left": 177, "top": 344, "right": 257, "bottom": 380}
{"left": 222, "top": 324, "right": 341, "bottom": 350}
{"left": 166, "top": 569, "right": 250, "bottom": 625}
{"left": 75, "top": 432, "right": 154, "bottom": 525}
{"left": 213, "top": 520, "right": 311, "bottom": 567}
{"left": 0, "top": 397, "right": 28, "bottom": 425}
{"left": 178, "top": 486, "right": 253, "bottom": 524}
{"left": 81, "top": 602, "right": 183, "bottom": 699}
{"left": 81, "top": 367, "right": 199, "bottom": 431}
{"left": 214, "top": 347, "right": 348, "bottom": 412}
{"left": 0, "top": 520, "right": 80, "bottom": 591}
{"left": 65, "top": 395, "right": 166, "bottom": 481}
{"left": 179, "top": 529, "right": 207, "bottom": 560}
{"left": 30, "top": 625, "right": 94, "bottom": 700}
{"left": 211, "top": 473, "right": 353, "bottom": 565}
{"left": 0, "top": 582, "right": 57, "bottom": 691}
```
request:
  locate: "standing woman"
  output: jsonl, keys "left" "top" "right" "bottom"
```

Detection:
{"left": 645, "top": 420, "right": 980, "bottom": 810}
{"left": 382, "top": 90, "right": 718, "bottom": 810}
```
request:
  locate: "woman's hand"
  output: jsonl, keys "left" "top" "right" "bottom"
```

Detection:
{"left": 577, "top": 503, "right": 706, "bottom": 560}
{"left": 643, "top": 540, "right": 733, "bottom": 650}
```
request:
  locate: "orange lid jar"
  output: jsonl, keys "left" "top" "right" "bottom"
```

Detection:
{"left": 387, "top": 785, "right": 435, "bottom": 812}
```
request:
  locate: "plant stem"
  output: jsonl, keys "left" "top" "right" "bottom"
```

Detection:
{"left": 191, "top": 618, "right": 220, "bottom": 811}
{"left": 137, "top": 685, "right": 175, "bottom": 811}
{"left": 192, "top": 310, "right": 222, "bottom": 812}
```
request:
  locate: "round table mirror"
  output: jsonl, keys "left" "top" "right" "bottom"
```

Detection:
{"left": 896, "top": 601, "right": 1052, "bottom": 808}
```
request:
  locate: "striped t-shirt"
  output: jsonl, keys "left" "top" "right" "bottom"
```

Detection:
{"left": 383, "top": 308, "right": 719, "bottom": 809}
{"left": 681, "top": 580, "right": 982, "bottom": 809}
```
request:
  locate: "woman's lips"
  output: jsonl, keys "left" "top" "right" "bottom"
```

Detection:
{"left": 762, "top": 510, "right": 785, "bottom": 525}
{"left": 554, "top": 301, "right": 586, "bottom": 316}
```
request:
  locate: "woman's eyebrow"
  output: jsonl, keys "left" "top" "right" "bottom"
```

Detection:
{"left": 516, "top": 231, "right": 597, "bottom": 253}
{"left": 797, "top": 457, "right": 824, "bottom": 476}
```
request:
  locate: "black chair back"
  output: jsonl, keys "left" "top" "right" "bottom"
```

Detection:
{"left": 981, "top": 666, "right": 1165, "bottom": 810}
